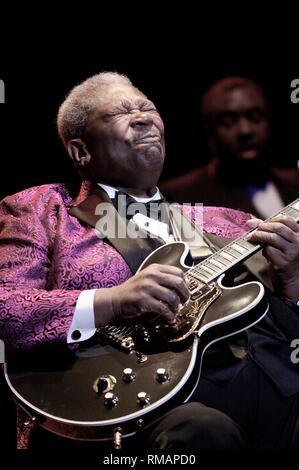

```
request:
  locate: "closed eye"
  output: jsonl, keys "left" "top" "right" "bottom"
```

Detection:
{"left": 103, "top": 99, "right": 158, "bottom": 121}
{"left": 103, "top": 108, "right": 128, "bottom": 121}
{"left": 139, "top": 101, "right": 158, "bottom": 113}
{"left": 217, "top": 112, "right": 237, "bottom": 128}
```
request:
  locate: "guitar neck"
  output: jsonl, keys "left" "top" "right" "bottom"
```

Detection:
{"left": 187, "top": 198, "right": 299, "bottom": 285}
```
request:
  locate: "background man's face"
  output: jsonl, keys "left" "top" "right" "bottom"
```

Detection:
{"left": 211, "top": 86, "right": 270, "bottom": 162}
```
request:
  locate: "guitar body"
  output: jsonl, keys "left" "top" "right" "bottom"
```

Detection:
{"left": 5, "top": 242, "right": 269, "bottom": 443}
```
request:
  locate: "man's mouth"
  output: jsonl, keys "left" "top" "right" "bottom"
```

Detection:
{"left": 239, "top": 145, "right": 259, "bottom": 159}
{"left": 135, "top": 134, "right": 161, "bottom": 145}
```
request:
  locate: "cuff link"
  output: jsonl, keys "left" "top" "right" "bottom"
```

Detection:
{"left": 71, "top": 329, "right": 81, "bottom": 341}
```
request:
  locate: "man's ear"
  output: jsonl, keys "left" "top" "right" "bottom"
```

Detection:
{"left": 67, "top": 139, "right": 91, "bottom": 168}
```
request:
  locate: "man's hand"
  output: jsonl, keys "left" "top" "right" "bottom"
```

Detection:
{"left": 94, "top": 264, "right": 190, "bottom": 327}
{"left": 247, "top": 215, "right": 299, "bottom": 302}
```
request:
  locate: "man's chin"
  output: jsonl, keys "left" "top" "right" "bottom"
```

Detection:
{"left": 139, "top": 145, "right": 164, "bottom": 164}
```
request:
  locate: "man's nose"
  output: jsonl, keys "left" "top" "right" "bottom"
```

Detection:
{"left": 130, "top": 111, "right": 153, "bottom": 128}
{"left": 238, "top": 117, "right": 253, "bottom": 136}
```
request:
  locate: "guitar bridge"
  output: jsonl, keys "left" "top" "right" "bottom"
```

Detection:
{"left": 98, "top": 325, "right": 135, "bottom": 352}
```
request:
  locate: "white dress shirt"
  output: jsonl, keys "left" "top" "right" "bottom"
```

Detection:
{"left": 250, "top": 182, "right": 284, "bottom": 219}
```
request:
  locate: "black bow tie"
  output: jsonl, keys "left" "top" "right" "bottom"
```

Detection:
{"left": 112, "top": 192, "right": 166, "bottom": 221}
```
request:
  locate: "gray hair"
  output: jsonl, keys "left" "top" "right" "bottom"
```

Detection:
{"left": 57, "top": 72, "right": 133, "bottom": 146}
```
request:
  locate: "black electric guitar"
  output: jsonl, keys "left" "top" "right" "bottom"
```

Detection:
{"left": 4, "top": 199, "right": 299, "bottom": 447}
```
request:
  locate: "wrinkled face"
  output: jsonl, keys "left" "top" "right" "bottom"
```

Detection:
{"left": 211, "top": 87, "right": 270, "bottom": 161}
{"left": 82, "top": 85, "right": 165, "bottom": 190}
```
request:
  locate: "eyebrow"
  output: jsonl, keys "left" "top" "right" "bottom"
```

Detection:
{"left": 119, "top": 99, "right": 132, "bottom": 110}
{"left": 218, "top": 106, "right": 266, "bottom": 117}
{"left": 118, "top": 98, "right": 155, "bottom": 110}
{"left": 105, "top": 98, "right": 156, "bottom": 117}
{"left": 135, "top": 98, "right": 155, "bottom": 107}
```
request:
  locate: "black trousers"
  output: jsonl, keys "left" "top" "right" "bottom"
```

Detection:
{"left": 26, "top": 359, "right": 299, "bottom": 451}
{"left": 144, "top": 359, "right": 299, "bottom": 449}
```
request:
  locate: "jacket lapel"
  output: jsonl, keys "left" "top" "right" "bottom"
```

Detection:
{"left": 68, "top": 185, "right": 163, "bottom": 274}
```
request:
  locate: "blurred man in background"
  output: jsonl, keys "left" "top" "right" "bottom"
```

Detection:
{"left": 161, "top": 76, "right": 299, "bottom": 218}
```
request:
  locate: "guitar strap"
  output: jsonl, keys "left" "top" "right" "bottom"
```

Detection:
{"left": 167, "top": 205, "right": 216, "bottom": 260}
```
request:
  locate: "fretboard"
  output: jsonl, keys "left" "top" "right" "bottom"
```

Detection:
{"left": 186, "top": 198, "right": 299, "bottom": 288}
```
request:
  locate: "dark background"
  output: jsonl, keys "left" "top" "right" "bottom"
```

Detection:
{"left": 0, "top": 17, "right": 298, "bottom": 462}
{"left": 0, "top": 33, "right": 298, "bottom": 201}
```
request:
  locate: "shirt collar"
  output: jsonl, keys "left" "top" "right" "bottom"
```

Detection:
{"left": 97, "top": 183, "right": 162, "bottom": 203}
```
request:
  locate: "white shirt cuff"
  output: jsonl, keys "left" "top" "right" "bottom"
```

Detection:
{"left": 67, "top": 289, "right": 97, "bottom": 343}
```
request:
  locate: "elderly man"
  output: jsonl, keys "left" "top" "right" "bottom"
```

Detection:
{"left": 0, "top": 72, "right": 299, "bottom": 451}
{"left": 161, "top": 76, "right": 299, "bottom": 219}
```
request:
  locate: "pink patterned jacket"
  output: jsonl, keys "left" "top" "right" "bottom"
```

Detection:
{"left": 0, "top": 181, "right": 251, "bottom": 355}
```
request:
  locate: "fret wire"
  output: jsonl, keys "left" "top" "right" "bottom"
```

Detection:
{"left": 214, "top": 255, "right": 231, "bottom": 266}
{"left": 209, "top": 258, "right": 226, "bottom": 268}
{"left": 200, "top": 265, "right": 216, "bottom": 275}
{"left": 237, "top": 238, "right": 256, "bottom": 250}
{"left": 199, "top": 273, "right": 211, "bottom": 284}
{"left": 284, "top": 207, "right": 299, "bottom": 219}
{"left": 218, "top": 251, "right": 235, "bottom": 261}
{"left": 230, "top": 243, "right": 247, "bottom": 254}
{"left": 193, "top": 268, "right": 210, "bottom": 280}
{"left": 188, "top": 270, "right": 208, "bottom": 282}
{"left": 226, "top": 248, "right": 242, "bottom": 259}
{"left": 204, "top": 262, "right": 221, "bottom": 273}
